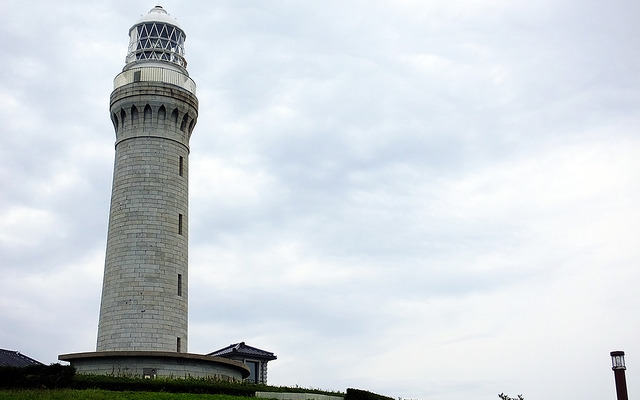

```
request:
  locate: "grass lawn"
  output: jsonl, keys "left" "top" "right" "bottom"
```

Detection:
{"left": 0, "top": 389, "right": 257, "bottom": 400}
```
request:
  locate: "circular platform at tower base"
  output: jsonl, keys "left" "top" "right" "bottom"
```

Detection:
{"left": 58, "top": 351, "right": 250, "bottom": 380}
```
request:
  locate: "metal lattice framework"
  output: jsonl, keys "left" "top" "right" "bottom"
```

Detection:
{"left": 126, "top": 21, "right": 187, "bottom": 68}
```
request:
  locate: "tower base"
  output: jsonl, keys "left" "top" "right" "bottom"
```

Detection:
{"left": 58, "top": 351, "right": 250, "bottom": 380}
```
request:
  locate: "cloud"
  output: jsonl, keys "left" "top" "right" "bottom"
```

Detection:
{"left": 1, "top": 1, "right": 640, "bottom": 399}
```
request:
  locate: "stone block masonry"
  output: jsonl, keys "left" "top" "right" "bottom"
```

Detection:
{"left": 96, "top": 81, "right": 198, "bottom": 353}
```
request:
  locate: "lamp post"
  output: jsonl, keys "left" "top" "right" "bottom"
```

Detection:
{"left": 611, "top": 351, "right": 629, "bottom": 400}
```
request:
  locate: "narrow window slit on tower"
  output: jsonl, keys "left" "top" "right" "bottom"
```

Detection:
{"left": 180, "top": 113, "right": 189, "bottom": 132}
{"left": 178, "top": 274, "right": 182, "bottom": 296}
{"left": 178, "top": 214, "right": 183, "bottom": 235}
{"left": 131, "top": 105, "right": 138, "bottom": 125}
{"left": 177, "top": 337, "right": 181, "bottom": 353}
{"left": 179, "top": 156, "right": 184, "bottom": 176}
{"left": 144, "top": 104, "right": 152, "bottom": 122}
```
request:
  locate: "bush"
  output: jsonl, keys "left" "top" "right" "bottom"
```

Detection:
{"left": 345, "top": 388, "right": 394, "bottom": 400}
{"left": 0, "top": 364, "right": 75, "bottom": 389}
{"left": 71, "top": 375, "right": 343, "bottom": 397}
{"left": 0, "top": 366, "right": 345, "bottom": 398}
{"left": 71, "top": 374, "right": 257, "bottom": 396}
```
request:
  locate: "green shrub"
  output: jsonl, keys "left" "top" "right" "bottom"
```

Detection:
{"left": 345, "top": 388, "right": 394, "bottom": 400}
{"left": 0, "top": 364, "right": 75, "bottom": 389}
{"left": 71, "top": 374, "right": 257, "bottom": 396}
{"left": 0, "top": 366, "right": 345, "bottom": 398}
{"left": 71, "top": 375, "right": 343, "bottom": 397}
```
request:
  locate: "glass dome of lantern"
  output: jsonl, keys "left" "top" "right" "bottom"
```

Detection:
{"left": 125, "top": 6, "right": 188, "bottom": 69}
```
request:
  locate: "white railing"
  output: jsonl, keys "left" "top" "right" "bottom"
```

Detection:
{"left": 113, "top": 66, "right": 196, "bottom": 94}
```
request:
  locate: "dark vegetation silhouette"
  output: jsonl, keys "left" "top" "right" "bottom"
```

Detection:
{"left": 499, "top": 393, "right": 524, "bottom": 400}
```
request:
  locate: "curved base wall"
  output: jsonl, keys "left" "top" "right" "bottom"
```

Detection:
{"left": 59, "top": 351, "right": 250, "bottom": 380}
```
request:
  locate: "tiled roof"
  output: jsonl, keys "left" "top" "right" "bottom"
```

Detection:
{"left": 0, "top": 349, "right": 44, "bottom": 367}
{"left": 207, "top": 342, "right": 277, "bottom": 361}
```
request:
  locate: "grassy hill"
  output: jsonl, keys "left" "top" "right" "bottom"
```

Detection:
{"left": 0, "top": 365, "right": 394, "bottom": 400}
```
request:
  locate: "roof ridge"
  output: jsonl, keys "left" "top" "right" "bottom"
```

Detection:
{"left": 207, "top": 342, "right": 277, "bottom": 360}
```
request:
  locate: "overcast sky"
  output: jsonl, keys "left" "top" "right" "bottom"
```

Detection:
{"left": 1, "top": 0, "right": 640, "bottom": 399}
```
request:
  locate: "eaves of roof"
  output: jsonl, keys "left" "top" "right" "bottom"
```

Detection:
{"left": 0, "top": 349, "right": 44, "bottom": 367}
{"left": 207, "top": 342, "right": 277, "bottom": 361}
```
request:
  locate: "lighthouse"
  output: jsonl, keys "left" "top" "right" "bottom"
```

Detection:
{"left": 96, "top": 4, "right": 196, "bottom": 354}
{"left": 60, "top": 6, "right": 248, "bottom": 380}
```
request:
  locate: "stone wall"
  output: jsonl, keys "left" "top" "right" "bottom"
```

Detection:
{"left": 61, "top": 352, "right": 248, "bottom": 381}
{"left": 256, "top": 392, "right": 344, "bottom": 400}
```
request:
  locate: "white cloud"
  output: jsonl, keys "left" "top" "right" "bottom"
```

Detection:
{"left": 2, "top": 1, "right": 640, "bottom": 399}
{"left": 0, "top": 206, "right": 59, "bottom": 247}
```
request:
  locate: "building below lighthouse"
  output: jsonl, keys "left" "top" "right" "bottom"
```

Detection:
{"left": 59, "top": 6, "right": 250, "bottom": 380}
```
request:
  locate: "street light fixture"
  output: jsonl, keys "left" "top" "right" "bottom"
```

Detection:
{"left": 610, "top": 351, "right": 629, "bottom": 400}
{"left": 611, "top": 351, "right": 626, "bottom": 369}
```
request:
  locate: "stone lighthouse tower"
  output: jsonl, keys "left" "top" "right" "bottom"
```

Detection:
{"left": 96, "top": 4, "right": 196, "bottom": 354}
{"left": 60, "top": 6, "right": 248, "bottom": 380}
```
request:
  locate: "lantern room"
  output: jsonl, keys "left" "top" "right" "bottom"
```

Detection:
{"left": 125, "top": 6, "right": 187, "bottom": 68}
